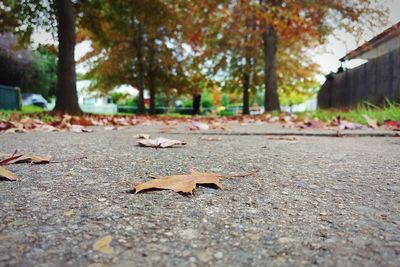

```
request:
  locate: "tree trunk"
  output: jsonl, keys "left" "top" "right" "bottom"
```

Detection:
{"left": 148, "top": 46, "right": 156, "bottom": 115}
{"left": 192, "top": 94, "right": 201, "bottom": 115}
{"left": 149, "top": 69, "right": 156, "bottom": 115}
{"left": 136, "top": 24, "right": 145, "bottom": 115}
{"left": 263, "top": 24, "right": 280, "bottom": 112}
{"left": 242, "top": 72, "right": 250, "bottom": 115}
{"left": 53, "top": 0, "right": 80, "bottom": 114}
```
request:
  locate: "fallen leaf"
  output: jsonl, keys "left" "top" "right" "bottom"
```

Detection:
{"left": 64, "top": 210, "right": 75, "bottom": 217}
{"left": 300, "top": 120, "right": 325, "bottom": 129}
{"left": 4, "top": 127, "right": 26, "bottom": 133}
{"left": 339, "top": 121, "right": 363, "bottom": 130}
{"left": 267, "top": 136, "right": 298, "bottom": 141}
{"left": 384, "top": 120, "right": 400, "bottom": 131}
{"left": 135, "top": 134, "right": 150, "bottom": 139}
{"left": 68, "top": 125, "right": 93, "bottom": 133}
{"left": 0, "top": 166, "right": 17, "bottom": 181}
{"left": 158, "top": 127, "right": 175, "bottom": 133}
{"left": 93, "top": 235, "right": 114, "bottom": 254}
{"left": 135, "top": 172, "right": 223, "bottom": 194}
{"left": 200, "top": 136, "right": 223, "bottom": 141}
{"left": 104, "top": 126, "right": 121, "bottom": 131}
{"left": 0, "top": 152, "right": 23, "bottom": 165}
{"left": 0, "top": 154, "right": 51, "bottom": 164}
{"left": 189, "top": 121, "right": 209, "bottom": 131}
{"left": 134, "top": 169, "right": 257, "bottom": 194}
{"left": 137, "top": 137, "right": 186, "bottom": 148}
{"left": 363, "top": 115, "right": 378, "bottom": 129}
{"left": 33, "top": 124, "right": 59, "bottom": 132}
{"left": 70, "top": 116, "right": 93, "bottom": 126}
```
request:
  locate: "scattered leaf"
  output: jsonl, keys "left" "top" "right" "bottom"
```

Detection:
{"left": 189, "top": 121, "right": 209, "bottom": 131}
{"left": 339, "top": 121, "right": 363, "bottom": 130}
{"left": 137, "top": 137, "right": 186, "bottom": 148}
{"left": 363, "top": 115, "right": 379, "bottom": 129}
{"left": 200, "top": 136, "right": 223, "bottom": 141}
{"left": 68, "top": 125, "right": 93, "bottom": 133}
{"left": 384, "top": 120, "right": 400, "bottom": 131}
{"left": 64, "top": 210, "right": 75, "bottom": 217}
{"left": 134, "top": 169, "right": 257, "bottom": 194}
{"left": 135, "top": 134, "right": 150, "bottom": 139}
{"left": 158, "top": 127, "right": 175, "bottom": 133}
{"left": 267, "top": 136, "right": 298, "bottom": 141}
{"left": 93, "top": 235, "right": 114, "bottom": 254}
{"left": 134, "top": 171, "right": 223, "bottom": 194}
{"left": 300, "top": 120, "right": 325, "bottom": 129}
{"left": 0, "top": 153, "right": 51, "bottom": 165}
{"left": 0, "top": 166, "right": 17, "bottom": 181}
{"left": 0, "top": 152, "right": 23, "bottom": 165}
{"left": 104, "top": 126, "right": 121, "bottom": 131}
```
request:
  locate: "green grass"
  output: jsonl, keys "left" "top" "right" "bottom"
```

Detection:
{"left": 298, "top": 101, "right": 400, "bottom": 124}
{"left": 21, "top": 105, "right": 44, "bottom": 113}
{"left": 2, "top": 102, "right": 399, "bottom": 125}
{"left": 0, "top": 105, "right": 59, "bottom": 122}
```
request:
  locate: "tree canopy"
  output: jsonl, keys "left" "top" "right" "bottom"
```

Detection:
{"left": 0, "top": 0, "right": 388, "bottom": 114}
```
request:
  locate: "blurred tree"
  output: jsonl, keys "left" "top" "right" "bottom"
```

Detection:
{"left": 30, "top": 46, "right": 58, "bottom": 98}
{"left": 0, "top": 0, "right": 81, "bottom": 113}
{"left": 0, "top": 43, "right": 57, "bottom": 99}
{"left": 258, "top": 0, "right": 387, "bottom": 111}
{"left": 79, "top": 0, "right": 187, "bottom": 115}
{"left": 188, "top": 0, "right": 386, "bottom": 112}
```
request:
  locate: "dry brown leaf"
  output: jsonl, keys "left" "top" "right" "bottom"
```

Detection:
{"left": 0, "top": 166, "right": 17, "bottom": 181}
{"left": 104, "top": 126, "right": 121, "bottom": 131}
{"left": 200, "top": 136, "right": 223, "bottom": 141}
{"left": 0, "top": 152, "right": 23, "bottom": 165}
{"left": 189, "top": 121, "right": 209, "bottom": 131}
{"left": 267, "top": 136, "right": 298, "bottom": 141}
{"left": 93, "top": 235, "right": 114, "bottom": 254}
{"left": 33, "top": 124, "right": 59, "bottom": 132}
{"left": 300, "top": 120, "right": 325, "bottom": 129}
{"left": 134, "top": 170, "right": 257, "bottom": 194}
{"left": 363, "top": 115, "right": 379, "bottom": 129}
{"left": 4, "top": 127, "right": 26, "bottom": 133}
{"left": 68, "top": 125, "right": 93, "bottom": 133}
{"left": 137, "top": 137, "right": 186, "bottom": 148}
{"left": 0, "top": 153, "right": 51, "bottom": 164}
{"left": 158, "top": 127, "right": 176, "bottom": 133}
{"left": 135, "top": 134, "right": 150, "bottom": 139}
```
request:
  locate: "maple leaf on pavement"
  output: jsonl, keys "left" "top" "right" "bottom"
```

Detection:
{"left": 133, "top": 169, "right": 258, "bottom": 194}
{"left": 0, "top": 166, "right": 17, "bottom": 181}
{"left": 0, "top": 153, "right": 52, "bottom": 164}
{"left": 137, "top": 137, "right": 186, "bottom": 148}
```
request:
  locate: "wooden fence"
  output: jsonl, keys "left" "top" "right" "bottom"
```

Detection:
{"left": 318, "top": 48, "right": 400, "bottom": 108}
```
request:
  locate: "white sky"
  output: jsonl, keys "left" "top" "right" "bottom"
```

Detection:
{"left": 32, "top": 0, "right": 400, "bottom": 81}
{"left": 313, "top": 0, "right": 400, "bottom": 78}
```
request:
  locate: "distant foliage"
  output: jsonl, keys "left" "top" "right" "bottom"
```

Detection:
{"left": 0, "top": 46, "right": 57, "bottom": 98}
{"left": 0, "top": 45, "right": 57, "bottom": 98}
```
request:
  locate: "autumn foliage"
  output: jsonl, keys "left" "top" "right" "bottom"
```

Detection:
{"left": 0, "top": 0, "right": 387, "bottom": 113}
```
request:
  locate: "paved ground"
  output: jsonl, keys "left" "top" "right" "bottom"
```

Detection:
{"left": 0, "top": 123, "right": 399, "bottom": 267}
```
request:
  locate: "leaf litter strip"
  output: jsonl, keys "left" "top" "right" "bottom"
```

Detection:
{"left": 162, "top": 131, "right": 400, "bottom": 138}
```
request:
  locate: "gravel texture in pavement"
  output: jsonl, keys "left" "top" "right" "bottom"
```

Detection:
{"left": 0, "top": 124, "right": 399, "bottom": 267}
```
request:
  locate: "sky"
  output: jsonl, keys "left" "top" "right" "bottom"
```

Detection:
{"left": 32, "top": 0, "right": 400, "bottom": 83}
{"left": 313, "top": 0, "right": 400, "bottom": 79}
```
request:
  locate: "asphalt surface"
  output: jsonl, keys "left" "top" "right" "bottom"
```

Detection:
{"left": 0, "top": 123, "right": 399, "bottom": 267}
